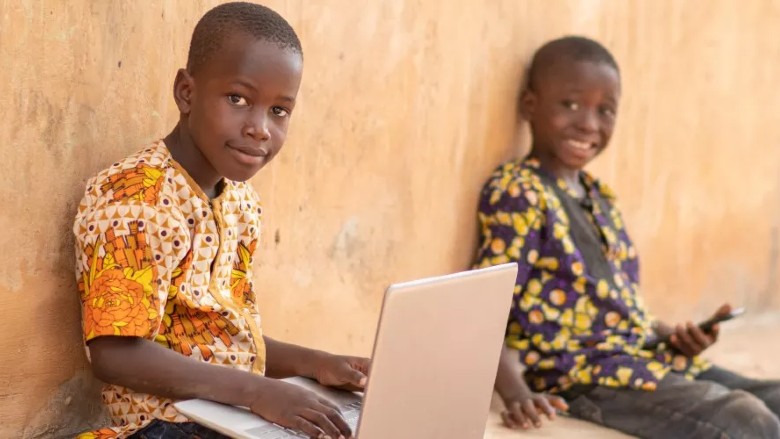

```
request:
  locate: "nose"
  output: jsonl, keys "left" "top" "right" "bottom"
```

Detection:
{"left": 243, "top": 109, "right": 271, "bottom": 142}
{"left": 576, "top": 108, "right": 599, "bottom": 133}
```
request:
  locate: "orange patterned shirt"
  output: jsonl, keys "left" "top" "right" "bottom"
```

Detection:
{"left": 73, "top": 141, "right": 266, "bottom": 438}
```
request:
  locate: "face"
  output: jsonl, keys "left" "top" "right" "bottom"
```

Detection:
{"left": 174, "top": 33, "right": 303, "bottom": 183}
{"left": 521, "top": 60, "right": 620, "bottom": 171}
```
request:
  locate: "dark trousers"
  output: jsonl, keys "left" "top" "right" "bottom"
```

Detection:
{"left": 563, "top": 366, "right": 780, "bottom": 438}
{"left": 128, "top": 420, "right": 229, "bottom": 439}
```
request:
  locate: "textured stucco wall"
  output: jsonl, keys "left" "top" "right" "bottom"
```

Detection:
{"left": 1, "top": 1, "right": 779, "bottom": 436}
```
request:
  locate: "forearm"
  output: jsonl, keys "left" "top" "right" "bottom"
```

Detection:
{"left": 88, "top": 336, "right": 267, "bottom": 407}
{"left": 263, "top": 335, "right": 327, "bottom": 379}
{"left": 495, "top": 345, "right": 532, "bottom": 400}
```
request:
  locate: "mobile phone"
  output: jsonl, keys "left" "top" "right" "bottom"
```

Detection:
{"left": 697, "top": 307, "right": 745, "bottom": 333}
{"left": 643, "top": 307, "right": 745, "bottom": 349}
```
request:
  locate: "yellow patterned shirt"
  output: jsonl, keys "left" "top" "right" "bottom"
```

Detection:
{"left": 73, "top": 140, "right": 266, "bottom": 438}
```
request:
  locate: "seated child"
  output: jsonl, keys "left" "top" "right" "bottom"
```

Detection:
{"left": 74, "top": 3, "right": 367, "bottom": 438}
{"left": 475, "top": 36, "right": 780, "bottom": 439}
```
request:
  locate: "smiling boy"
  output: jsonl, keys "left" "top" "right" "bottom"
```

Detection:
{"left": 74, "top": 4, "right": 367, "bottom": 438}
{"left": 476, "top": 36, "right": 780, "bottom": 438}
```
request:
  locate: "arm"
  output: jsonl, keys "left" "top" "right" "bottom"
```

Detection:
{"left": 495, "top": 345, "right": 531, "bottom": 402}
{"left": 494, "top": 345, "right": 568, "bottom": 430}
{"left": 88, "top": 336, "right": 355, "bottom": 438}
{"left": 89, "top": 335, "right": 265, "bottom": 407}
{"left": 264, "top": 335, "right": 328, "bottom": 379}
{"left": 475, "top": 181, "right": 566, "bottom": 429}
{"left": 264, "top": 336, "right": 369, "bottom": 389}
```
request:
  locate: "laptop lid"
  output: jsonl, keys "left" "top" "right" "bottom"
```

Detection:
{"left": 355, "top": 263, "right": 517, "bottom": 438}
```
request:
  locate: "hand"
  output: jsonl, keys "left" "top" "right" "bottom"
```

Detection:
{"left": 669, "top": 303, "right": 731, "bottom": 357}
{"left": 249, "top": 378, "right": 353, "bottom": 439}
{"left": 313, "top": 354, "right": 371, "bottom": 392}
{"left": 500, "top": 390, "right": 569, "bottom": 430}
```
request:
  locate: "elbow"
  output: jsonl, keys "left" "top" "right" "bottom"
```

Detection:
{"left": 87, "top": 336, "right": 139, "bottom": 384}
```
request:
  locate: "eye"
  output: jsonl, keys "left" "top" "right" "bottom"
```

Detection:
{"left": 271, "top": 106, "right": 289, "bottom": 117}
{"left": 562, "top": 100, "right": 579, "bottom": 111}
{"left": 227, "top": 94, "right": 248, "bottom": 106}
{"left": 600, "top": 106, "right": 616, "bottom": 118}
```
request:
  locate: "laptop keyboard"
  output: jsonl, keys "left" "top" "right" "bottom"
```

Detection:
{"left": 246, "top": 401, "right": 362, "bottom": 438}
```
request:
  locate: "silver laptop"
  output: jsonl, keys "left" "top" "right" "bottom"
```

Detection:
{"left": 175, "top": 263, "right": 518, "bottom": 439}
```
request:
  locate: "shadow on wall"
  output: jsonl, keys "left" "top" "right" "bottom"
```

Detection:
{"left": 24, "top": 200, "right": 110, "bottom": 438}
{"left": 23, "top": 370, "right": 107, "bottom": 438}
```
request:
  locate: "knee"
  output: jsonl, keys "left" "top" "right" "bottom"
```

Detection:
{"left": 760, "top": 386, "right": 780, "bottom": 418}
{"left": 719, "top": 390, "right": 780, "bottom": 439}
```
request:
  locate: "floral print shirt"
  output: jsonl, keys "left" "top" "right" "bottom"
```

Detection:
{"left": 74, "top": 141, "right": 266, "bottom": 438}
{"left": 474, "top": 157, "right": 709, "bottom": 393}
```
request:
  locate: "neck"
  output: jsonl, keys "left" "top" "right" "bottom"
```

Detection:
{"left": 528, "top": 146, "right": 581, "bottom": 187}
{"left": 164, "top": 123, "right": 221, "bottom": 198}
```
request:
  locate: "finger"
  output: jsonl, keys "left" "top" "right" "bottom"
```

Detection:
{"left": 673, "top": 324, "right": 698, "bottom": 356}
{"left": 534, "top": 396, "right": 556, "bottom": 420}
{"left": 500, "top": 410, "right": 519, "bottom": 429}
{"left": 302, "top": 408, "right": 343, "bottom": 439}
{"left": 688, "top": 322, "right": 713, "bottom": 347}
{"left": 346, "top": 368, "right": 368, "bottom": 388}
{"left": 317, "top": 398, "right": 341, "bottom": 415}
{"left": 292, "top": 416, "right": 326, "bottom": 439}
{"left": 548, "top": 395, "right": 570, "bottom": 412}
{"left": 669, "top": 333, "right": 687, "bottom": 355}
{"left": 715, "top": 303, "right": 732, "bottom": 317}
{"left": 319, "top": 404, "right": 352, "bottom": 438}
{"left": 354, "top": 357, "right": 372, "bottom": 375}
{"left": 522, "top": 398, "right": 543, "bottom": 428}
{"left": 317, "top": 397, "right": 342, "bottom": 413}
{"left": 509, "top": 401, "right": 531, "bottom": 429}
{"left": 683, "top": 322, "right": 706, "bottom": 352}
{"left": 670, "top": 334, "right": 695, "bottom": 357}
{"left": 710, "top": 323, "right": 720, "bottom": 341}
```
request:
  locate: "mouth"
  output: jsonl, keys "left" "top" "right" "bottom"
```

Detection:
{"left": 227, "top": 144, "right": 269, "bottom": 157}
{"left": 566, "top": 139, "right": 598, "bottom": 151}
{"left": 227, "top": 144, "right": 270, "bottom": 167}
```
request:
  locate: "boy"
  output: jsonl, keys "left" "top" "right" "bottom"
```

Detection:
{"left": 74, "top": 3, "right": 368, "bottom": 438}
{"left": 475, "top": 36, "right": 780, "bottom": 438}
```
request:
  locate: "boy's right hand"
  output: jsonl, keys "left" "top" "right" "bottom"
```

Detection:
{"left": 249, "top": 379, "right": 352, "bottom": 439}
{"left": 495, "top": 346, "right": 568, "bottom": 430}
{"left": 500, "top": 390, "right": 569, "bottom": 430}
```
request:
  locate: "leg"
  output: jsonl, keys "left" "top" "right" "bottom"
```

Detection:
{"left": 563, "top": 372, "right": 780, "bottom": 439}
{"left": 129, "top": 420, "right": 230, "bottom": 439}
{"left": 699, "top": 365, "right": 780, "bottom": 418}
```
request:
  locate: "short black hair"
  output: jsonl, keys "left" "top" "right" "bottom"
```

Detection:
{"left": 526, "top": 36, "right": 618, "bottom": 90}
{"left": 187, "top": 2, "right": 302, "bottom": 74}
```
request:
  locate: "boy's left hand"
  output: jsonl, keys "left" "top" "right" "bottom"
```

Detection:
{"left": 313, "top": 354, "right": 371, "bottom": 391}
{"left": 669, "top": 303, "right": 731, "bottom": 357}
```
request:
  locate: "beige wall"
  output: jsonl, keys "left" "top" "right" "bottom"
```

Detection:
{"left": 2, "top": 0, "right": 779, "bottom": 436}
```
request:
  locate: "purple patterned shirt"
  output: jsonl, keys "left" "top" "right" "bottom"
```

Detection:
{"left": 474, "top": 158, "right": 709, "bottom": 393}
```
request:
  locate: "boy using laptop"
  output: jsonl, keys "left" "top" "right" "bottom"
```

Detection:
{"left": 74, "top": 3, "right": 368, "bottom": 438}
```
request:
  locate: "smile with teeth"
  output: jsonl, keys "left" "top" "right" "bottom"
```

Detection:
{"left": 567, "top": 139, "right": 595, "bottom": 150}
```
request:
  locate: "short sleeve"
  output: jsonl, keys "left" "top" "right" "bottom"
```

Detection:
{"left": 474, "top": 179, "right": 544, "bottom": 286}
{"left": 73, "top": 173, "right": 181, "bottom": 343}
{"left": 474, "top": 177, "right": 546, "bottom": 347}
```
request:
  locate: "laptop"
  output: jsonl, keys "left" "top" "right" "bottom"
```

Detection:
{"left": 175, "top": 263, "right": 518, "bottom": 438}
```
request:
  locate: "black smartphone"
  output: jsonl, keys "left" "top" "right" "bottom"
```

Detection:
{"left": 697, "top": 307, "right": 745, "bottom": 333}
{"left": 644, "top": 307, "right": 745, "bottom": 349}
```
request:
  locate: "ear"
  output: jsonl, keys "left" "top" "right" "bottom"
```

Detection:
{"left": 172, "top": 68, "right": 195, "bottom": 115}
{"left": 519, "top": 88, "right": 537, "bottom": 121}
